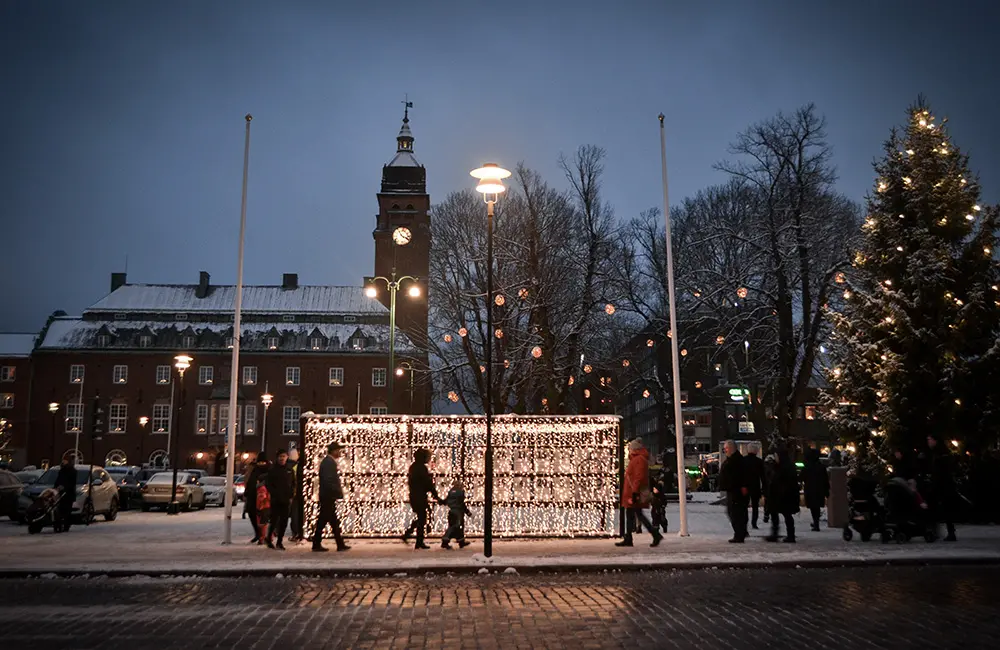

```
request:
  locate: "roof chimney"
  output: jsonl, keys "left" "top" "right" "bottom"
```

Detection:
{"left": 282, "top": 273, "right": 298, "bottom": 290}
{"left": 196, "top": 271, "right": 211, "bottom": 299}
{"left": 110, "top": 272, "right": 127, "bottom": 292}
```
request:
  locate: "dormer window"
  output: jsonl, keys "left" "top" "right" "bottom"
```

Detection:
{"left": 352, "top": 337, "right": 366, "bottom": 351}
{"left": 139, "top": 335, "right": 152, "bottom": 348}
{"left": 310, "top": 337, "right": 324, "bottom": 350}
{"left": 225, "top": 337, "right": 234, "bottom": 349}
{"left": 182, "top": 335, "right": 195, "bottom": 349}
{"left": 267, "top": 336, "right": 279, "bottom": 350}
{"left": 97, "top": 335, "right": 110, "bottom": 347}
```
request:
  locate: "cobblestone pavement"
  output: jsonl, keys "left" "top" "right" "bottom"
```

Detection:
{"left": 0, "top": 565, "right": 997, "bottom": 650}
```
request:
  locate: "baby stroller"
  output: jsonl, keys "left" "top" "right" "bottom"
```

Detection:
{"left": 842, "top": 475, "right": 882, "bottom": 542}
{"left": 880, "top": 477, "right": 935, "bottom": 543}
{"left": 25, "top": 487, "right": 65, "bottom": 534}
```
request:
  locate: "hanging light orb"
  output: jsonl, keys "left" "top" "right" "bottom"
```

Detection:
{"left": 518, "top": 288, "right": 529, "bottom": 300}
{"left": 503, "top": 359, "right": 510, "bottom": 369}
{"left": 642, "top": 389, "right": 650, "bottom": 398}
{"left": 832, "top": 367, "right": 842, "bottom": 378}
{"left": 583, "top": 364, "right": 593, "bottom": 374}
{"left": 736, "top": 287, "right": 748, "bottom": 299}
{"left": 680, "top": 348, "right": 688, "bottom": 357}
{"left": 622, "top": 359, "right": 630, "bottom": 368}
{"left": 541, "top": 398, "right": 548, "bottom": 407}
{"left": 448, "top": 391, "right": 459, "bottom": 403}
{"left": 495, "top": 328, "right": 503, "bottom": 339}
{"left": 646, "top": 339, "right": 654, "bottom": 348}
{"left": 531, "top": 346, "right": 542, "bottom": 359}
{"left": 479, "top": 365, "right": 486, "bottom": 373}
{"left": 568, "top": 376, "right": 575, "bottom": 386}
{"left": 443, "top": 334, "right": 453, "bottom": 343}
{"left": 584, "top": 389, "right": 591, "bottom": 398}
{"left": 843, "top": 290, "right": 852, "bottom": 300}
{"left": 835, "top": 272, "right": 846, "bottom": 284}
{"left": 494, "top": 294, "right": 505, "bottom": 307}
{"left": 458, "top": 327, "right": 468, "bottom": 338}
{"left": 605, "top": 303, "right": 616, "bottom": 315}
{"left": 694, "top": 381, "right": 703, "bottom": 389}
{"left": 716, "top": 335, "right": 725, "bottom": 345}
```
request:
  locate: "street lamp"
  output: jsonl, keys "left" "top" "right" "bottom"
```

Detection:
{"left": 168, "top": 354, "right": 192, "bottom": 515}
{"left": 48, "top": 402, "right": 59, "bottom": 468}
{"left": 138, "top": 416, "right": 149, "bottom": 468}
{"left": 260, "top": 383, "right": 273, "bottom": 454}
{"left": 471, "top": 162, "right": 511, "bottom": 559}
{"left": 396, "top": 362, "right": 415, "bottom": 414}
{"left": 365, "top": 227, "right": 420, "bottom": 415}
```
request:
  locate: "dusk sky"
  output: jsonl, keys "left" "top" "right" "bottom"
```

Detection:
{"left": 2, "top": 0, "right": 998, "bottom": 333}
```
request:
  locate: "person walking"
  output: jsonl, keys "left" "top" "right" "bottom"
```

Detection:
{"left": 440, "top": 479, "right": 472, "bottom": 549}
{"left": 925, "top": 435, "right": 958, "bottom": 542}
{"left": 765, "top": 446, "right": 800, "bottom": 543}
{"left": 801, "top": 447, "right": 829, "bottom": 531}
{"left": 254, "top": 474, "right": 271, "bottom": 546}
{"left": 718, "top": 440, "right": 749, "bottom": 543}
{"left": 244, "top": 457, "right": 270, "bottom": 544}
{"left": 55, "top": 456, "right": 77, "bottom": 532}
{"left": 402, "top": 449, "right": 441, "bottom": 550}
{"left": 616, "top": 440, "right": 662, "bottom": 548}
{"left": 313, "top": 442, "right": 349, "bottom": 552}
{"left": 744, "top": 444, "right": 765, "bottom": 530}
{"left": 265, "top": 449, "right": 295, "bottom": 550}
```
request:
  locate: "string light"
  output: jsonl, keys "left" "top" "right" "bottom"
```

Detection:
{"left": 300, "top": 415, "right": 621, "bottom": 538}
{"left": 896, "top": 246, "right": 904, "bottom": 252}
{"left": 884, "top": 316, "right": 894, "bottom": 324}
{"left": 642, "top": 389, "right": 650, "bottom": 398}
{"left": 835, "top": 272, "right": 846, "bottom": 284}
{"left": 960, "top": 177, "right": 967, "bottom": 185}
{"left": 832, "top": 368, "right": 842, "bottom": 378}
{"left": 495, "top": 328, "right": 504, "bottom": 339}
{"left": 604, "top": 304, "right": 616, "bottom": 315}
{"left": 973, "top": 205, "right": 981, "bottom": 212}
{"left": 459, "top": 327, "right": 468, "bottom": 338}
{"left": 444, "top": 334, "right": 453, "bottom": 343}
{"left": 584, "top": 389, "right": 591, "bottom": 398}
{"left": 518, "top": 288, "right": 529, "bottom": 300}
{"left": 737, "top": 287, "right": 748, "bottom": 299}
{"left": 531, "top": 346, "right": 543, "bottom": 359}
{"left": 906, "top": 149, "right": 914, "bottom": 156}
{"left": 479, "top": 365, "right": 486, "bottom": 373}
{"left": 864, "top": 218, "right": 875, "bottom": 228}
{"left": 694, "top": 381, "right": 702, "bottom": 389}
{"left": 984, "top": 247, "right": 992, "bottom": 255}
{"left": 877, "top": 181, "right": 887, "bottom": 193}
{"left": 504, "top": 359, "right": 510, "bottom": 369}
{"left": 448, "top": 391, "right": 459, "bottom": 403}
{"left": 716, "top": 335, "right": 725, "bottom": 345}
{"left": 495, "top": 294, "right": 505, "bottom": 307}
{"left": 568, "top": 376, "right": 575, "bottom": 386}
{"left": 898, "top": 214, "right": 905, "bottom": 219}
{"left": 939, "top": 217, "right": 948, "bottom": 225}
{"left": 680, "top": 348, "right": 688, "bottom": 357}
{"left": 903, "top": 177, "right": 912, "bottom": 186}
{"left": 966, "top": 214, "right": 975, "bottom": 221}
{"left": 583, "top": 364, "right": 593, "bottom": 374}
{"left": 954, "top": 398, "right": 962, "bottom": 406}
{"left": 646, "top": 339, "right": 654, "bottom": 347}
{"left": 883, "top": 279, "right": 893, "bottom": 287}
{"left": 622, "top": 359, "right": 630, "bottom": 368}
{"left": 843, "top": 290, "right": 852, "bottom": 299}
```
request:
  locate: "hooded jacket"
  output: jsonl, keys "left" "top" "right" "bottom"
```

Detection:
{"left": 623, "top": 447, "right": 651, "bottom": 508}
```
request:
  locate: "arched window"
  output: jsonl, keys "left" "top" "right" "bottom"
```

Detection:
{"left": 148, "top": 449, "right": 170, "bottom": 469}
{"left": 105, "top": 449, "right": 128, "bottom": 467}
{"left": 62, "top": 448, "right": 83, "bottom": 464}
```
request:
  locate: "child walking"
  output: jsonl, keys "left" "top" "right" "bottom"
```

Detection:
{"left": 441, "top": 479, "right": 472, "bottom": 549}
{"left": 255, "top": 477, "right": 272, "bottom": 546}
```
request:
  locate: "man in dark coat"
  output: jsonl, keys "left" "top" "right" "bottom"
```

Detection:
{"left": 313, "top": 442, "right": 349, "bottom": 552}
{"left": 55, "top": 457, "right": 77, "bottom": 531}
{"left": 744, "top": 444, "right": 765, "bottom": 530}
{"left": 925, "top": 435, "right": 958, "bottom": 541}
{"left": 244, "top": 457, "right": 270, "bottom": 543}
{"left": 266, "top": 449, "right": 296, "bottom": 550}
{"left": 402, "top": 448, "right": 442, "bottom": 550}
{"left": 765, "top": 447, "right": 800, "bottom": 543}
{"left": 801, "top": 447, "right": 830, "bottom": 531}
{"left": 718, "top": 440, "right": 749, "bottom": 543}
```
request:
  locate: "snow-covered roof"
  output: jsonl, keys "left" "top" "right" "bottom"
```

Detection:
{"left": 0, "top": 333, "right": 36, "bottom": 357}
{"left": 37, "top": 317, "right": 417, "bottom": 353}
{"left": 86, "top": 285, "right": 388, "bottom": 315}
{"left": 387, "top": 150, "right": 421, "bottom": 167}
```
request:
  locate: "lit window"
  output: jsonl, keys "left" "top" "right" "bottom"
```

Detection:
{"left": 267, "top": 336, "right": 279, "bottom": 350}
{"left": 310, "top": 337, "right": 324, "bottom": 350}
{"left": 282, "top": 406, "right": 301, "bottom": 434}
{"left": 328, "top": 367, "right": 344, "bottom": 387}
{"left": 372, "top": 368, "right": 387, "bottom": 387}
{"left": 243, "top": 366, "right": 258, "bottom": 386}
{"left": 109, "top": 404, "right": 128, "bottom": 433}
{"left": 244, "top": 404, "right": 257, "bottom": 435}
{"left": 152, "top": 404, "right": 171, "bottom": 433}
{"left": 224, "top": 337, "right": 234, "bottom": 349}
{"left": 113, "top": 365, "right": 128, "bottom": 384}
{"left": 0, "top": 367, "right": 14, "bottom": 382}
{"left": 155, "top": 365, "right": 171, "bottom": 385}
{"left": 196, "top": 404, "right": 209, "bottom": 434}
{"left": 198, "top": 366, "right": 214, "bottom": 385}
{"left": 70, "top": 365, "right": 85, "bottom": 384}
{"left": 0, "top": 393, "right": 13, "bottom": 409}
{"left": 65, "top": 403, "right": 83, "bottom": 432}
{"left": 285, "top": 367, "right": 300, "bottom": 386}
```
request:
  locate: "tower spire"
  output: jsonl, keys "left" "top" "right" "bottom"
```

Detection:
{"left": 402, "top": 94, "right": 412, "bottom": 123}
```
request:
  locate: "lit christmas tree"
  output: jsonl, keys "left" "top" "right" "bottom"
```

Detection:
{"left": 826, "top": 101, "right": 1000, "bottom": 463}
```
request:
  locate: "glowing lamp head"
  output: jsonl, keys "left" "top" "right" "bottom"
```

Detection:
{"left": 195, "top": 452, "right": 204, "bottom": 460}
{"left": 261, "top": 392, "right": 273, "bottom": 407}
{"left": 174, "top": 354, "right": 192, "bottom": 374}
{"left": 48, "top": 402, "right": 59, "bottom": 414}
{"left": 407, "top": 284, "right": 421, "bottom": 298}
{"left": 365, "top": 285, "right": 378, "bottom": 298}
{"left": 395, "top": 367, "right": 405, "bottom": 377}
{"left": 471, "top": 163, "right": 511, "bottom": 201}
{"left": 138, "top": 416, "right": 149, "bottom": 427}
{"left": 242, "top": 452, "right": 250, "bottom": 460}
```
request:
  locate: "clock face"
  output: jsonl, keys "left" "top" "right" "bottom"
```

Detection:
{"left": 393, "top": 227, "right": 413, "bottom": 246}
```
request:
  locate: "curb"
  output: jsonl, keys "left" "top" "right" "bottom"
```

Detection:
{"left": 3, "top": 555, "right": 999, "bottom": 579}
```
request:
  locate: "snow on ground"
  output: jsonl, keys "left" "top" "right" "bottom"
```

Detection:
{"left": 1, "top": 498, "right": 997, "bottom": 574}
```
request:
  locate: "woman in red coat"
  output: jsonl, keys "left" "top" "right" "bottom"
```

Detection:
{"left": 616, "top": 439, "right": 663, "bottom": 547}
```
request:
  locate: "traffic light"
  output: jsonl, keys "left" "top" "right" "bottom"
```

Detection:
{"left": 91, "top": 396, "right": 106, "bottom": 441}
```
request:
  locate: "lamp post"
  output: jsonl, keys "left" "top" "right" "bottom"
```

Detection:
{"left": 138, "top": 415, "right": 148, "bottom": 468}
{"left": 471, "top": 162, "right": 511, "bottom": 559}
{"left": 168, "top": 354, "right": 192, "bottom": 515}
{"left": 395, "top": 362, "right": 415, "bottom": 414}
{"left": 260, "top": 383, "right": 272, "bottom": 454}
{"left": 47, "top": 402, "right": 59, "bottom": 467}
{"left": 365, "top": 230, "right": 420, "bottom": 415}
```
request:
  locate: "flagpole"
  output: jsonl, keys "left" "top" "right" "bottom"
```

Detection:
{"left": 223, "top": 114, "right": 252, "bottom": 545}
{"left": 659, "top": 113, "right": 689, "bottom": 536}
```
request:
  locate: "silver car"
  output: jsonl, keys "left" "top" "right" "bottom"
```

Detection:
{"left": 17, "top": 465, "right": 120, "bottom": 523}
{"left": 199, "top": 476, "right": 234, "bottom": 507}
{"left": 140, "top": 472, "right": 206, "bottom": 511}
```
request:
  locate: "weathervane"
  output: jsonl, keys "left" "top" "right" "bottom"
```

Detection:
{"left": 402, "top": 94, "right": 413, "bottom": 122}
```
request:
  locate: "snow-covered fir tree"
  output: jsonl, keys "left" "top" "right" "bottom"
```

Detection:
{"left": 825, "top": 101, "right": 1000, "bottom": 462}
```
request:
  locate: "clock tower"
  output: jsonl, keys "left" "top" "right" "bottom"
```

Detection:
{"left": 372, "top": 102, "right": 430, "bottom": 345}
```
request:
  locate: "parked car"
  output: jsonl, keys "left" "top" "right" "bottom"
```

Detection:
{"left": 17, "top": 465, "right": 120, "bottom": 523}
{"left": 140, "top": 472, "right": 206, "bottom": 511}
{"left": 105, "top": 466, "right": 143, "bottom": 510}
{"left": 135, "top": 468, "right": 164, "bottom": 490}
{"left": 234, "top": 474, "right": 245, "bottom": 501}
{"left": 182, "top": 469, "right": 207, "bottom": 481}
{"left": 14, "top": 469, "right": 44, "bottom": 486}
{"left": 0, "top": 469, "right": 24, "bottom": 520}
{"left": 199, "top": 476, "right": 233, "bottom": 507}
